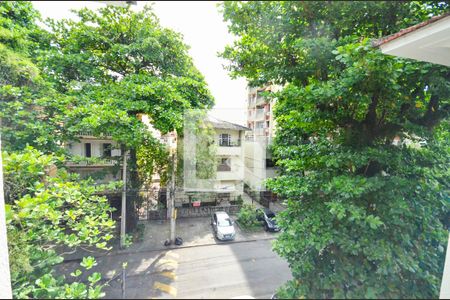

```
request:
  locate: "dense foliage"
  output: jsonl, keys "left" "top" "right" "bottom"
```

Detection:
{"left": 1, "top": 1, "right": 214, "bottom": 298}
{"left": 39, "top": 4, "right": 214, "bottom": 229}
{"left": 221, "top": 1, "right": 450, "bottom": 298}
{"left": 236, "top": 204, "right": 260, "bottom": 230}
{"left": 4, "top": 147, "right": 116, "bottom": 298}
{"left": 0, "top": 1, "right": 74, "bottom": 152}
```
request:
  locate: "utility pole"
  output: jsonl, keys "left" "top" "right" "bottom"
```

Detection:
{"left": 168, "top": 152, "right": 176, "bottom": 243}
{"left": 120, "top": 149, "right": 128, "bottom": 248}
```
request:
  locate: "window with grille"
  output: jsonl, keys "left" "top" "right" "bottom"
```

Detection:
{"left": 219, "top": 133, "right": 231, "bottom": 146}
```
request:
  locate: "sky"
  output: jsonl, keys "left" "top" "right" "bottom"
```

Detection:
{"left": 32, "top": 1, "right": 248, "bottom": 125}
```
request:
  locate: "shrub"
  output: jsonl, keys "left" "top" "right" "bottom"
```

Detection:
{"left": 236, "top": 204, "right": 260, "bottom": 230}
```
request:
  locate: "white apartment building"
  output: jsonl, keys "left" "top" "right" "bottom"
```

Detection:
{"left": 180, "top": 116, "right": 250, "bottom": 206}
{"left": 210, "top": 116, "right": 249, "bottom": 195}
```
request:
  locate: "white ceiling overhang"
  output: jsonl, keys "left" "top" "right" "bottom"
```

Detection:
{"left": 378, "top": 15, "right": 450, "bottom": 66}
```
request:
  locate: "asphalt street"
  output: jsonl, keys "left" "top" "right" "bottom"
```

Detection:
{"left": 80, "top": 239, "right": 292, "bottom": 299}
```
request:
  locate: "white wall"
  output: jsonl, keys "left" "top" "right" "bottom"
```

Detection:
{"left": 441, "top": 233, "right": 450, "bottom": 299}
{"left": 0, "top": 139, "right": 12, "bottom": 298}
{"left": 67, "top": 138, "right": 121, "bottom": 157}
{"left": 215, "top": 128, "right": 245, "bottom": 192}
{"left": 215, "top": 129, "right": 240, "bottom": 143}
{"left": 243, "top": 139, "right": 268, "bottom": 190}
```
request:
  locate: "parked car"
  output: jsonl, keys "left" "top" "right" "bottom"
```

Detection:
{"left": 256, "top": 208, "right": 280, "bottom": 232}
{"left": 211, "top": 211, "right": 236, "bottom": 241}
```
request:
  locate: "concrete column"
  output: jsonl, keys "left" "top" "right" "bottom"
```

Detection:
{"left": 440, "top": 233, "right": 450, "bottom": 299}
{"left": 0, "top": 138, "right": 12, "bottom": 298}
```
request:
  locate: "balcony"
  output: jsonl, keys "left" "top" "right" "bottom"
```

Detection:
{"left": 217, "top": 141, "right": 242, "bottom": 156}
{"left": 76, "top": 130, "right": 113, "bottom": 138}
{"left": 216, "top": 170, "right": 244, "bottom": 181}
{"left": 255, "top": 93, "right": 266, "bottom": 105}
{"left": 255, "top": 109, "right": 265, "bottom": 119}
{"left": 65, "top": 158, "right": 118, "bottom": 167}
{"left": 218, "top": 139, "right": 241, "bottom": 147}
{"left": 254, "top": 128, "right": 265, "bottom": 135}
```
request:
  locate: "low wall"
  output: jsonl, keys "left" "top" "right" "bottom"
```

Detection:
{"left": 147, "top": 205, "right": 241, "bottom": 220}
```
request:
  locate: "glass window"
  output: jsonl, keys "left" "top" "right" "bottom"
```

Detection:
{"left": 219, "top": 133, "right": 231, "bottom": 146}
{"left": 103, "top": 143, "right": 112, "bottom": 157}
{"left": 218, "top": 218, "right": 232, "bottom": 227}
{"left": 85, "top": 143, "right": 91, "bottom": 157}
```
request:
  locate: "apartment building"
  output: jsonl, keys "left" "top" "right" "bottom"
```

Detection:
{"left": 65, "top": 132, "right": 123, "bottom": 184}
{"left": 244, "top": 85, "right": 281, "bottom": 194}
{"left": 180, "top": 116, "right": 250, "bottom": 206}
{"left": 65, "top": 114, "right": 176, "bottom": 185}
{"left": 246, "top": 85, "right": 281, "bottom": 141}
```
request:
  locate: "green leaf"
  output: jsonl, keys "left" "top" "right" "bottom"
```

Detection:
{"left": 80, "top": 256, "right": 97, "bottom": 270}
{"left": 88, "top": 272, "right": 101, "bottom": 284}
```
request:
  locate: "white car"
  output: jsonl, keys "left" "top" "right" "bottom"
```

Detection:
{"left": 211, "top": 211, "right": 236, "bottom": 241}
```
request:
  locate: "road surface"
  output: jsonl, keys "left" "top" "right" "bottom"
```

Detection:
{"left": 95, "top": 239, "right": 292, "bottom": 299}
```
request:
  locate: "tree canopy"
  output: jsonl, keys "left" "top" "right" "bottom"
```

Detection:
{"left": 1, "top": 1, "right": 215, "bottom": 298}
{"left": 221, "top": 1, "right": 449, "bottom": 298}
{"left": 41, "top": 4, "right": 213, "bottom": 147}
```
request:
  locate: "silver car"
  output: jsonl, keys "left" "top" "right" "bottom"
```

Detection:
{"left": 211, "top": 211, "right": 236, "bottom": 241}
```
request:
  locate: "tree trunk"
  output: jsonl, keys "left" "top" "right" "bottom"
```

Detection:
{"left": 125, "top": 148, "right": 140, "bottom": 232}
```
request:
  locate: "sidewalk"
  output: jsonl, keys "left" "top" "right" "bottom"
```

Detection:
{"left": 62, "top": 216, "right": 278, "bottom": 262}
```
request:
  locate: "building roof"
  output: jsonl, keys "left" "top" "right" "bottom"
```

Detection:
{"left": 373, "top": 13, "right": 450, "bottom": 47}
{"left": 373, "top": 13, "right": 450, "bottom": 66}
{"left": 207, "top": 116, "right": 251, "bottom": 131}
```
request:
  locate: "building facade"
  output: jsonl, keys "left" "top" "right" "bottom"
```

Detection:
{"left": 244, "top": 85, "right": 281, "bottom": 193}
{"left": 180, "top": 116, "right": 250, "bottom": 206}
{"left": 65, "top": 132, "right": 123, "bottom": 184}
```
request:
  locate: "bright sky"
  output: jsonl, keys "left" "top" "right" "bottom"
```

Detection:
{"left": 32, "top": 1, "right": 248, "bottom": 125}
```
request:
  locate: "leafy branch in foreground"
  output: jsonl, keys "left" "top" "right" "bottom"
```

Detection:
{"left": 4, "top": 147, "right": 116, "bottom": 298}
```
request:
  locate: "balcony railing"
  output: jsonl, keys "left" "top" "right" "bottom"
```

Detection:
{"left": 217, "top": 164, "right": 231, "bottom": 172}
{"left": 218, "top": 139, "right": 241, "bottom": 147}
{"left": 254, "top": 128, "right": 265, "bottom": 135}
{"left": 76, "top": 130, "right": 113, "bottom": 138}
{"left": 65, "top": 158, "right": 118, "bottom": 167}
{"left": 255, "top": 109, "right": 265, "bottom": 119}
{"left": 256, "top": 95, "right": 266, "bottom": 105}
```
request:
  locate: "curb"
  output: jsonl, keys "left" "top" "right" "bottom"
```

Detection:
{"left": 62, "top": 236, "right": 277, "bottom": 263}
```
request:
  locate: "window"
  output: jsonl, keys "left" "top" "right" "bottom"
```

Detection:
{"left": 219, "top": 133, "right": 231, "bottom": 146}
{"left": 103, "top": 143, "right": 112, "bottom": 157}
{"left": 217, "top": 157, "right": 231, "bottom": 171}
{"left": 85, "top": 143, "right": 91, "bottom": 157}
{"left": 266, "top": 159, "right": 275, "bottom": 168}
{"left": 218, "top": 218, "right": 232, "bottom": 227}
{"left": 256, "top": 121, "right": 264, "bottom": 129}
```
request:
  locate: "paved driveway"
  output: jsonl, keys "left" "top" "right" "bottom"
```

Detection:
{"left": 133, "top": 216, "right": 279, "bottom": 253}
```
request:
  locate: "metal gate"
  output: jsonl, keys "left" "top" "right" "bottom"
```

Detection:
{"left": 135, "top": 188, "right": 165, "bottom": 220}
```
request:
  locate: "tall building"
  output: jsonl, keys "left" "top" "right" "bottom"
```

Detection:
{"left": 246, "top": 85, "right": 281, "bottom": 142}
{"left": 244, "top": 85, "right": 282, "bottom": 197}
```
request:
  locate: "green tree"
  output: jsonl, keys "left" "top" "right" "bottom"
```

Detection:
{"left": 4, "top": 147, "right": 117, "bottom": 298}
{"left": 39, "top": 4, "right": 214, "bottom": 230}
{"left": 221, "top": 1, "right": 449, "bottom": 298}
{"left": 0, "top": 1, "right": 75, "bottom": 153}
